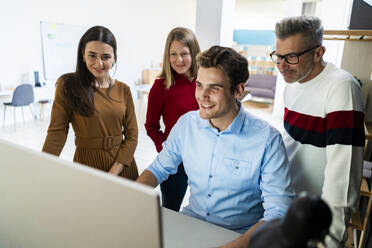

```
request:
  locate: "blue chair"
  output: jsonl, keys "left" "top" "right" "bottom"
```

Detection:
{"left": 3, "top": 84, "right": 35, "bottom": 128}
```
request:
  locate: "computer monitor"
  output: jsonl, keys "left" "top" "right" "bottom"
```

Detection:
{"left": 0, "top": 139, "right": 162, "bottom": 248}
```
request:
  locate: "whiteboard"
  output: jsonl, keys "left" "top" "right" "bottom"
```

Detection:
{"left": 40, "top": 21, "right": 87, "bottom": 81}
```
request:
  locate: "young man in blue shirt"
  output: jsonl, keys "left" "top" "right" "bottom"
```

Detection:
{"left": 137, "top": 45, "right": 294, "bottom": 247}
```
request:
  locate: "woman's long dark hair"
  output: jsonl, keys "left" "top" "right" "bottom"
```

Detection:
{"left": 63, "top": 26, "right": 117, "bottom": 117}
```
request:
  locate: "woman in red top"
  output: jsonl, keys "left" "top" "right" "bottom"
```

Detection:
{"left": 145, "top": 27, "right": 200, "bottom": 211}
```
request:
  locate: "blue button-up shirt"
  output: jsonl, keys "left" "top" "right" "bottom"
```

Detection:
{"left": 147, "top": 106, "right": 294, "bottom": 233}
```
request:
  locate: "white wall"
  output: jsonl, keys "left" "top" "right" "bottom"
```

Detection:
{"left": 196, "top": 0, "right": 224, "bottom": 50}
{"left": 0, "top": 0, "right": 196, "bottom": 90}
{"left": 196, "top": 0, "right": 235, "bottom": 50}
{"left": 234, "top": 0, "right": 287, "bottom": 30}
{"left": 320, "top": 0, "right": 353, "bottom": 67}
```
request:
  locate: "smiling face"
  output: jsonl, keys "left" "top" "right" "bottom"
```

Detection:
{"left": 195, "top": 67, "right": 243, "bottom": 131}
{"left": 275, "top": 33, "right": 316, "bottom": 83}
{"left": 169, "top": 40, "right": 192, "bottom": 77}
{"left": 83, "top": 41, "right": 115, "bottom": 81}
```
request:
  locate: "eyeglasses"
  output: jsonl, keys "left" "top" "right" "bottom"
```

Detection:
{"left": 270, "top": 45, "right": 320, "bottom": 65}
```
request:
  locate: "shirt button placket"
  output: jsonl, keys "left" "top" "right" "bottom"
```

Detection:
{"left": 206, "top": 133, "right": 219, "bottom": 219}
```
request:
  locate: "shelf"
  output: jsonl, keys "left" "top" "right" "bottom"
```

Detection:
{"left": 324, "top": 30, "right": 372, "bottom": 41}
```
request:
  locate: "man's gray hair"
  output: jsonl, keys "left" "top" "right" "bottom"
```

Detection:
{"left": 275, "top": 16, "right": 323, "bottom": 47}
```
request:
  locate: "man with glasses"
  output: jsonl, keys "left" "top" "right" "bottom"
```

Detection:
{"left": 272, "top": 16, "right": 365, "bottom": 247}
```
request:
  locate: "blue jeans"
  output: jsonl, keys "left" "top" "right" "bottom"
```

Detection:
{"left": 160, "top": 163, "right": 188, "bottom": 211}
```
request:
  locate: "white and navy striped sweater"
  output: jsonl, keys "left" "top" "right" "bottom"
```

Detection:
{"left": 282, "top": 62, "right": 365, "bottom": 246}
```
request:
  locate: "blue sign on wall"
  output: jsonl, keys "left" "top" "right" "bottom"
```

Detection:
{"left": 233, "top": 30, "right": 276, "bottom": 46}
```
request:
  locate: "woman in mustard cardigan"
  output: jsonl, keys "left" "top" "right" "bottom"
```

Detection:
{"left": 42, "top": 26, "right": 138, "bottom": 180}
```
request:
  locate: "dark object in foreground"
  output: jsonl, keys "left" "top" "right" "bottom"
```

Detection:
{"left": 250, "top": 194, "right": 332, "bottom": 248}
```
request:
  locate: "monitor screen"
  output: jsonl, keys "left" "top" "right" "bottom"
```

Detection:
{"left": 0, "top": 139, "right": 162, "bottom": 248}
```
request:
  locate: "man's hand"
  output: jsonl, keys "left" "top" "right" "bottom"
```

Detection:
{"left": 136, "top": 170, "right": 159, "bottom": 188}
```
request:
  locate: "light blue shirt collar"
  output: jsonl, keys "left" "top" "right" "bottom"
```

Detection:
{"left": 199, "top": 101, "right": 245, "bottom": 135}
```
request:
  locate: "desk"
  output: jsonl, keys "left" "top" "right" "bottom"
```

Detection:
{"left": 0, "top": 90, "right": 13, "bottom": 97}
{"left": 163, "top": 208, "right": 240, "bottom": 247}
{"left": 0, "top": 86, "right": 54, "bottom": 101}
{"left": 34, "top": 85, "right": 55, "bottom": 101}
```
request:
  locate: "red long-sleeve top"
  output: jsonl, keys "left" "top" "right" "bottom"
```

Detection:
{"left": 145, "top": 73, "right": 199, "bottom": 152}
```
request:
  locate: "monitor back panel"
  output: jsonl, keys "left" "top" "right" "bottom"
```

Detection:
{"left": 0, "top": 139, "right": 162, "bottom": 248}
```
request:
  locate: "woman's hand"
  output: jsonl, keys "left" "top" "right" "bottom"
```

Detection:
{"left": 108, "top": 161, "right": 126, "bottom": 176}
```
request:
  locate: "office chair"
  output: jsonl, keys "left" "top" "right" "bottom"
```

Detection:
{"left": 3, "top": 84, "right": 35, "bottom": 128}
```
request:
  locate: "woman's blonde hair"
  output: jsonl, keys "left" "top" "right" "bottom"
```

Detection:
{"left": 159, "top": 27, "right": 200, "bottom": 89}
